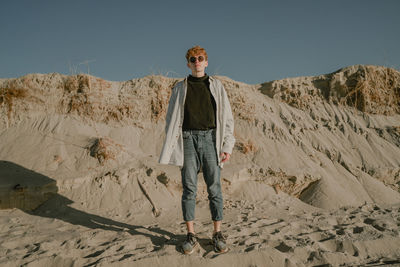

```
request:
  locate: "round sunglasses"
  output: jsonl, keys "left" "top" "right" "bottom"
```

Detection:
{"left": 189, "top": 56, "right": 205, "bottom": 63}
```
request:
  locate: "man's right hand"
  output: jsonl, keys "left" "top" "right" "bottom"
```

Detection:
{"left": 220, "top": 152, "right": 231, "bottom": 163}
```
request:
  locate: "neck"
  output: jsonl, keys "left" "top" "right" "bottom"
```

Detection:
{"left": 191, "top": 70, "right": 205, "bottom": 78}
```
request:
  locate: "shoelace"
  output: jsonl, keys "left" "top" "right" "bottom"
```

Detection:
{"left": 187, "top": 233, "right": 196, "bottom": 245}
{"left": 214, "top": 232, "right": 225, "bottom": 241}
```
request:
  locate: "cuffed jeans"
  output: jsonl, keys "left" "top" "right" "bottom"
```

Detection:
{"left": 181, "top": 129, "right": 223, "bottom": 222}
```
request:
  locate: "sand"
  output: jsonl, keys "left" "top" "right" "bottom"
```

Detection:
{"left": 0, "top": 65, "right": 400, "bottom": 266}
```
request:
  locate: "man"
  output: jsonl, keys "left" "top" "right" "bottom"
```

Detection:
{"left": 159, "top": 45, "right": 235, "bottom": 254}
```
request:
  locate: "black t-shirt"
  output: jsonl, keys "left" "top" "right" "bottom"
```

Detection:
{"left": 182, "top": 74, "right": 217, "bottom": 130}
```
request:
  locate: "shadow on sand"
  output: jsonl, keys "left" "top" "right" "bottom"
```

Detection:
{"left": 0, "top": 160, "right": 183, "bottom": 253}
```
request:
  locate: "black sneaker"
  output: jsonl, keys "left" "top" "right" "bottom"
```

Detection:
{"left": 212, "top": 231, "right": 228, "bottom": 253}
{"left": 182, "top": 232, "right": 198, "bottom": 254}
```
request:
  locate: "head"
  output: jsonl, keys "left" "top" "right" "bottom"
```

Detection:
{"left": 186, "top": 45, "right": 208, "bottom": 77}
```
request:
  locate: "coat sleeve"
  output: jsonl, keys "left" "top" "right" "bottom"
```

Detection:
{"left": 220, "top": 83, "right": 236, "bottom": 154}
{"left": 164, "top": 82, "right": 180, "bottom": 133}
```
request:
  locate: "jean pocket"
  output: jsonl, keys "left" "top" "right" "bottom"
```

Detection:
{"left": 182, "top": 131, "right": 191, "bottom": 139}
{"left": 211, "top": 131, "right": 216, "bottom": 143}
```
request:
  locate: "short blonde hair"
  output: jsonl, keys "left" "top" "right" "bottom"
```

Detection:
{"left": 185, "top": 46, "right": 208, "bottom": 62}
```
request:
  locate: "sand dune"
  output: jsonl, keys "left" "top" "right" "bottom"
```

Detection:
{"left": 0, "top": 65, "right": 399, "bottom": 266}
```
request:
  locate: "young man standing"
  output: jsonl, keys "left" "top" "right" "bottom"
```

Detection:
{"left": 159, "top": 46, "right": 235, "bottom": 254}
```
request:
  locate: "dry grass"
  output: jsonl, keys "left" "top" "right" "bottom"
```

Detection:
{"left": 65, "top": 94, "right": 87, "bottom": 115}
{"left": 151, "top": 86, "right": 171, "bottom": 122}
{"left": 340, "top": 66, "right": 400, "bottom": 114}
{"left": 63, "top": 75, "right": 176, "bottom": 124}
{"left": 106, "top": 104, "right": 132, "bottom": 122}
{"left": 263, "top": 66, "right": 400, "bottom": 115}
{"left": 0, "top": 81, "right": 28, "bottom": 120}
{"left": 64, "top": 74, "right": 91, "bottom": 93}
{"left": 63, "top": 74, "right": 122, "bottom": 123}
{"left": 1, "top": 73, "right": 180, "bottom": 127}
{"left": 62, "top": 75, "right": 94, "bottom": 118}
{"left": 149, "top": 77, "right": 176, "bottom": 122}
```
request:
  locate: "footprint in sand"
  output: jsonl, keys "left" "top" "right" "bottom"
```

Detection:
{"left": 335, "top": 228, "right": 345, "bottom": 235}
{"left": 23, "top": 243, "right": 41, "bottom": 259}
{"left": 371, "top": 222, "right": 386, "bottom": 232}
{"left": 244, "top": 243, "right": 263, "bottom": 252}
{"left": 308, "top": 231, "right": 332, "bottom": 242}
{"left": 274, "top": 241, "right": 292, "bottom": 253}
{"left": 84, "top": 249, "right": 105, "bottom": 258}
{"left": 270, "top": 228, "right": 280, "bottom": 235}
{"left": 363, "top": 218, "right": 375, "bottom": 225}
{"left": 363, "top": 217, "right": 394, "bottom": 233}
{"left": 118, "top": 253, "right": 134, "bottom": 261}
{"left": 337, "top": 239, "right": 359, "bottom": 256}
{"left": 241, "top": 212, "right": 249, "bottom": 222}
{"left": 353, "top": 226, "right": 364, "bottom": 234}
{"left": 317, "top": 237, "right": 345, "bottom": 253}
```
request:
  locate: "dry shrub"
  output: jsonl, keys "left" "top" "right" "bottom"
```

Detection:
{"left": 53, "top": 155, "right": 63, "bottom": 163}
{"left": 150, "top": 78, "right": 174, "bottom": 122}
{"left": 66, "top": 93, "right": 92, "bottom": 116}
{"left": 156, "top": 172, "right": 169, "bottom": 185}
{"left": 106, "top": 104, "right": 131, "bottom": 122}
{"left": 89, "top": 137, "right": 123, "bottom": 165}
{"left": 151, "top": 87, "right": 170, "bottom": 121}
{"left": 340, "top": 66, "right": 400, "bottom": 114}
{"left": 62, "top": 75, "right": 178, "bottom": 124}
{"left": 63, "top": 75, "right": 93, "bottom": 117}
{"left": 64, "top": 74, "right": 91, "bottom": 93}
{"left": 0, "top": 81, "right": 28, "bottom": 120}
{"left": 251, "top": 167, "right": 320, "bottom": 198}
{"left": 63, "top": 75, "right": 114, "bottom": 121}
{"left": 235, "top": 138, "right": 257, "bottom": 154}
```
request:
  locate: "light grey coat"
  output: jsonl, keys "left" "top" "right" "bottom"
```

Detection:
{"left": 158, "top": 76, "right": 235, "bottom": 167}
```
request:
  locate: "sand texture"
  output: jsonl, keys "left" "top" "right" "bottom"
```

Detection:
{"left": 0, "top": 65, "right": 400, "bottom": 266}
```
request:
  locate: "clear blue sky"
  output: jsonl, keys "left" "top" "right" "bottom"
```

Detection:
{"left": 1, "top": 0, "right": 399, "bottom": 84}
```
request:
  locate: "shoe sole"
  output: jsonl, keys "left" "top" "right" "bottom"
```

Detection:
{"left": 212, "top": 240, "right": 229, "bottom": 254}
{"left": 182, "top": 241, "right": 198, "bottom": 255}
{"left": 214, "top": 247, "right": 228, "bottom": 254}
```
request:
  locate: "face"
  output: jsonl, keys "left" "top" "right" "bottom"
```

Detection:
{"left": 187, "top": 54, "right": 208, "bottom": 74}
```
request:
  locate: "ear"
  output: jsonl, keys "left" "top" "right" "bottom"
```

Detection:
{"left": 187, "top": 62, "right": 191, "bottom": 69}
{"left": 205, "top": 61, "right": 208, "bottom": 67}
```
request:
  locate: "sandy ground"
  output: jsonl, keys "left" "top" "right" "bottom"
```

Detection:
{"left": 1, "top": 65, "right": 400, "bottom": 266}
{"left": 1, "top": 193, "right": 400, "bottom": 266}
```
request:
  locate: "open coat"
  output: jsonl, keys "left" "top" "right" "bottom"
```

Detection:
{"left": 158, "top": 76, "right": 235, "bottom": 167}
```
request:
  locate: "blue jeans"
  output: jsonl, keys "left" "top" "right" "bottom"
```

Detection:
{"left": 181, "top": 129, "right": 223, "bottom": 222}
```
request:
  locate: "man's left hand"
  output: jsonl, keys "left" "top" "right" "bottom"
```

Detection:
{"left": 220, "top": 152, "right": 231, "bottom": 163}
